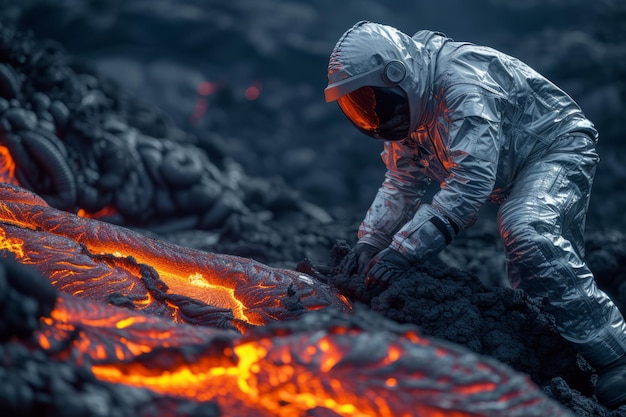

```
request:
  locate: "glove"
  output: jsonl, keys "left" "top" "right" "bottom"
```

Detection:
{"left": 365, "top": 248, "right": 414, "bottom": 289}
{"left": 337, "top": 243, "right": 380, "bottom": 277}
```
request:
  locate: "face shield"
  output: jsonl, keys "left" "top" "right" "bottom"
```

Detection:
{"left": 325, "top": 61, "right": 411, "bottom": 141}
{"left": 337, "top": 86, "right": 410, "bottom": 141}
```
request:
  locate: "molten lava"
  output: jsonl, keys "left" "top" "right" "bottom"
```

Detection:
{"left": 0, "top": 144, "right": 19, "bottom": 186}
{"left": 0, "top": 163, "right": 573, "bottom": 416}
{"left": 0, "top": 183, "right": 350, "bottom": 331}
{"left": 31, "top": 293, "right": 573, "bottom": 417}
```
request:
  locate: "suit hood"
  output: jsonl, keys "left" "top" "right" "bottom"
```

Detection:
{"left": 326, "top": 21, "right": 448, "bottom": 134}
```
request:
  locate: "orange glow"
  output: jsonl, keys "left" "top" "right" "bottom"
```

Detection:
{"left": 197, "top": 81, "right": 218, "bottom": 96}
{"left": 337, "top": 88, "right": 379, "bottom": 132}
{"left": 0, "top": 183, "right": 563, "bottom": 415}
{"left": 191, "top": 81, "right": 219, "bottom": 125}
{"left": 433, "top": 98, "right": 457, "bottom": 173}
{"left": 0, "top": 145, "right": 19, "bottom": 185}
{"left": 38, "top": 334, "right": 51, "bottom": 349}
{"left": 77, "top": 205, "right": 117, "bottom": 219}
{"left": 191, "top": 98, "right": 208, "bottom": 126}
{"left": 388, "top": 346, "right": 400, "bottom": 361}
{"left": 164, "top": 271, "right": 250, "bottom": 322}
{"left": 455, "top": 382, "right": 497, "bottom": 395}
{"left": 0, "top": 183, "right": 351, "bottom": 329}
{"left": 30, "top": 293, "right": 554, "bottom": 417}
{"left": 0, "top": 226, "right": 26, "bottom": 259}
{"left": 244, "top": 83, "right": 261, "bottom": 101}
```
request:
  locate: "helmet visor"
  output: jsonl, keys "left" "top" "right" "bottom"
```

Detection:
{"left": 337, "top": 86, "right": 410, "bottom": 141}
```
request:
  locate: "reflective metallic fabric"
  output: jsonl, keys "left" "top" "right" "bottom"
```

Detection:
{"left": 328, "top": 21, "right": 626, "bottom": 367}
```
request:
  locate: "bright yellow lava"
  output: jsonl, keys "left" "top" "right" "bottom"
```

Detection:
{"left": 94, "top": 247, "right": 251, "bottom": 323}
{"left": 161, "top": 271, "right": 250, "bottom": 323}
{"left": 0, "top": 226, "right": 27, "bottom": 259}
{"left": 91, "top": 342, "right": 264, "bottom": 402}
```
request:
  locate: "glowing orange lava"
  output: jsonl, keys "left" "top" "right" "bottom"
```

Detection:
{"left": 30, "top": 293, "right": 571, "bottom": 417}
{"left": 0, "top": 183, "right": 351, "bottom": 330}
{"left": 0, "top": 181, "right": 572, "bottom": 416}
{"left": 0, "top": 145, "right": 19, "bottom": 186}
{"left": 77, "top": 205, "right": 118, "bottom": 220}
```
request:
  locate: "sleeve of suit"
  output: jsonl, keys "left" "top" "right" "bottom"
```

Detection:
{"left": 389, "top": 87, "right": 501, "bottom": 262}
{"left": 357, "top": 140, "right": 432, "bottom": 251}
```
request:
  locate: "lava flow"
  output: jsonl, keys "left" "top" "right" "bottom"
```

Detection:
{"left": 0, "top": 182, "right": 351, "bottom": 331}
{"left": 30, "top": 291, "right": 573, "bottom": 417}
{"left": 0, "top": 145, "right": 572, "bottom": 417}
{"left": 0, "top": 176, "right": 576, "bottom": 417}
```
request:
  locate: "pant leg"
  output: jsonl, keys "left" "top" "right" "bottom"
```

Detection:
{"left": 497, "top": 133, "right": 626, "bottom": 369}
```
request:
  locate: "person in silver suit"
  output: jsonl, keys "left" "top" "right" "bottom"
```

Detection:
{"left": 326, "top": 21, "right": 626, "bottom": 408}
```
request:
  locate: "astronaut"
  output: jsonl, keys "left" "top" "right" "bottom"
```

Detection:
{"left": 325, "top": 21, "right": 626, "bottom": 408}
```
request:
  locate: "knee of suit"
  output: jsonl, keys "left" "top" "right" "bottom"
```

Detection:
{"left": 499, "top": 220, "right": 556, "bottom": 267}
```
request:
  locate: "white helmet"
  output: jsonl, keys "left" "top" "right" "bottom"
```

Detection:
{"left": 325, "top": 21, "right": 445, "bottom": 140}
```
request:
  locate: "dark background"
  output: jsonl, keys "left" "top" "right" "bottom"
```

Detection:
{"left": 3, "top": 0, "right": 624, "bottom": 230}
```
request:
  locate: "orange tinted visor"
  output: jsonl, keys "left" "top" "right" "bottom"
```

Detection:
{"left": 337, "top": 86, "right": 410, "bottom": 141}
{"left": 337, "top": 86, "right": 379, "bottom": 132}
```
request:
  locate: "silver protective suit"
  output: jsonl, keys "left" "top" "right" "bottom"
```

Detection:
{"left": 327, "top": 21, "right": 626, "bottom": 368}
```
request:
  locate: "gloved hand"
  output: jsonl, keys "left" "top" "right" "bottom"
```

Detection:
{"left": 337, "top": 243, "right": 380, "bottom": 277}
{"left": 365, "top": 248, "right": 414, "bottom": 289}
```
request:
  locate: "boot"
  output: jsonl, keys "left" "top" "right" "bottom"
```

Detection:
{"left": 595, "top": 354, "right": 626, "bottom": 408}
